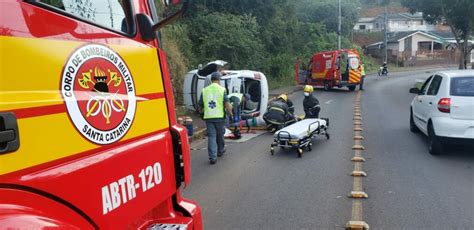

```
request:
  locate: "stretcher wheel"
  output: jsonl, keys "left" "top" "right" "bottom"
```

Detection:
{"left": 307, "top": 143, "right": 312, "bottom": 151}
{"left": 297, "top": 148, "right": 303, "bottom": 158}
{"left": 270, "top": 147, "right": 274, "bottom": 155}
{"left": 326, "top": 133, "right": 330, "bottom": 140}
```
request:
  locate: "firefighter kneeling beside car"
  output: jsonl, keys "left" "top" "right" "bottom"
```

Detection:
{"left": 263, "top": 94, "right": 296, "bottom": 132}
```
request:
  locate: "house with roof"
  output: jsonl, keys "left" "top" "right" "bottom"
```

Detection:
{"left": 365, "top": 30, "right": 473, "bottom": 66}
{"left": 353, "top": 17, "right": 376, "bottom": 32}
{"left": 366, "top": 31, "right": 443, "bottom": 56}
{"left": 353, "top": 12, "right": 435, "bottom": 32}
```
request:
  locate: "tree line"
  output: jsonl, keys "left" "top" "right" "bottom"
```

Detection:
{"left": 160, "top": 0, "right": 361, "bottom": 97}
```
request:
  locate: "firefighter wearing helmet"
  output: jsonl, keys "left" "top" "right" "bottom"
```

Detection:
{"left": 303, "top": 85, "right": 320, "bottom": 118}
{"left": 263, "top": 93, "right": 296, "bottom": 131}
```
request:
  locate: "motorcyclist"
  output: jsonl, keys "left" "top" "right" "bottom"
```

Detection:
{"left": 263, "top": 94, "right": 296, "bottom": 130}
{"left": 379, "top": 61, "right": 388, "bottom": 76}
{"left": 302, "top": 85, "right": 320, "bottom": 119}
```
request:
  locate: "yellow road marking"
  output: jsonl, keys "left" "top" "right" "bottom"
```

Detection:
{"left": 347, "top": 90, "right": 370, "bottom": 229}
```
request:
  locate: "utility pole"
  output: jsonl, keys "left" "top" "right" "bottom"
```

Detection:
{"left": 383, "top": 5, "right": 388, "bottom": 63}
{"left": 338, "top": 0, "right": 341, "bottom": 50}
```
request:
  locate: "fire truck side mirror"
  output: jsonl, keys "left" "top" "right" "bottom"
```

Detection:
{"left": 152, "top": 0, "right": 190, "bottom": 31}
{"left": 136, "top": 14, "right": 155, "bottom": 42}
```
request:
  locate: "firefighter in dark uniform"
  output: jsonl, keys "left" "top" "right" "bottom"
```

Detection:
{"left": 263, "top": 94, "right": 295, "bottom": 131}
{"left": 302, "top": 85, "right": 320, "bottom": 118}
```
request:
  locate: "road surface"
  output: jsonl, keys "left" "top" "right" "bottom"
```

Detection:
{"left": 183, "top": 68, "right": 473, "bottom": 229}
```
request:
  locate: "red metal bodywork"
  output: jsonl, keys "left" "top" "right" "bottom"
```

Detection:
{"left": 0, "top": 1, "right": 201, "bottom": 229}
{"left": 296, "top": 49, "right": 362, "bottom": 90}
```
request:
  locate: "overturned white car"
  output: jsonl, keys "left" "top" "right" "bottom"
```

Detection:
{"left": 183, "top": 60, "right": 269, "bottom": 126}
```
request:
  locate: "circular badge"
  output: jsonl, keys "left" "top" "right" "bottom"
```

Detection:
{"left": 61, "top": 44, "right": 136, "bottom": 145}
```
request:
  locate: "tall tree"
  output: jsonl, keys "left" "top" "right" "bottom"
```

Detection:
{"left": 185, "top": 12, "right": 264, "bottom": 70}
{"left": 402, "top": 0, "right": 474, "bottom": 69}
{"left": 296, "top": 0, "right": 360, "bottom": 39}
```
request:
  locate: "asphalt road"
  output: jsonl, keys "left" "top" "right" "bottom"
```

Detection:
{"left": 362, "top": 69, "right": 474, "bottom": 229}
{"left": 183, "top": 68, "right": 474, "bottom": 229}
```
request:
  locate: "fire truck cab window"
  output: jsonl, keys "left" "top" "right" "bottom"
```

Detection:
{"left": 38, "top": 0, "right": 131, "bottom": 34}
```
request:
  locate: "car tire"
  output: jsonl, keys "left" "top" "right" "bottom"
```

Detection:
{"left": 428, "top": 122, "right": 443, "bottom": 155}
{"left": 410, "top": 109, "right": 419, "bottom": 133}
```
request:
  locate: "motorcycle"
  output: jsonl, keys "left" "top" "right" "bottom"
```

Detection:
{"left": 378, "top": 66, "right": 388, "bottom": 76}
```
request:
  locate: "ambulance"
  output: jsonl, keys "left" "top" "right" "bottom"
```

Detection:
{"left": 296, "top": 49, "right": 362, "bottom": 91}
{"left": 0, "top": 0, "right": 201, "bottom": 229}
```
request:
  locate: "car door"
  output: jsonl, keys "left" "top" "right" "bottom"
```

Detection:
{"left": 413, "top": 76, "right": 433, "bottom": 132}
{"left": 422, "top": 75, "right": 444, "bottom": 126}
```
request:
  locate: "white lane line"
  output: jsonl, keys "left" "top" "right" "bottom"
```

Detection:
{"left": 325, "top": 99, "right": 334, "bottom": 104}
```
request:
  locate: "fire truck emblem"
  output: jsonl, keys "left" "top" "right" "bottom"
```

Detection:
{"left": 61, "top": 44, "right": 136, "bottom": 145}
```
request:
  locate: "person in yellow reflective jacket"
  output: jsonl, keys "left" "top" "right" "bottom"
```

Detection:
{"left": 198, "top": 72, "right": 233, "bottom": 164}
{"left": 360, "top": 63, "right": 366, "bottom": 90}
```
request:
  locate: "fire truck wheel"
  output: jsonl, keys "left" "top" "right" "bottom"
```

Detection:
{"left": 348, "top": 85, "right": 356, "bottom": 91}
{"left": 323, "top": 81, "right": 330, "bottom": 91}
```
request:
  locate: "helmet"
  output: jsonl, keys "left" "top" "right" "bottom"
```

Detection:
{"left": 278, "top": 94, "right": 288, "bottom": 102}
{"left": 303, "top": 85, "right": 314, "bottom": 93}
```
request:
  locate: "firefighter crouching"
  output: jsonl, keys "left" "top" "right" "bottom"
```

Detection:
{"left": 228, "top": 93, "right": 250, "bottom": 139}
{"left": 302, "top": 85, "right": 321, "bottom": 119}
{"left": 263, "top": 94, "right": 296, "bottom": 131}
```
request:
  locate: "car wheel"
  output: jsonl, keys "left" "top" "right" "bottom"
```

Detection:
{"left": 428, "top": 122, "right": 443, "bottom": 155}
{"left": 410, "top": 109, "right": 419, "bottom": 133}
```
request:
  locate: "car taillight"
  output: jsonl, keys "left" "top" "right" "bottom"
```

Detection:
{"left": 437, "top": 98, "right": 450, "bottom": 113}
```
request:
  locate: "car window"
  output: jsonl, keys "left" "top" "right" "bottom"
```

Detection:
{"left": 420, "top": 76, "right": 433, "bottom": 95}
{"left": 450, "top": 76, "right": 474, "bottom": 96}
{"left": 38, "top": 0, "right": 131, "bottom": 34}
{"left": 427, "top": 75, "right": 442, "bottom": 95}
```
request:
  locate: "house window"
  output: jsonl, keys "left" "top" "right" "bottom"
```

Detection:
{"left": 359, "top": 25, "right": 366, "bottom": 30}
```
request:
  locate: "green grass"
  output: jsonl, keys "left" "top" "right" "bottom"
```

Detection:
{"left": 176, "top": 105, "right": 192, "bottom": 117}
{"left": 268, "top": 75, "right": 295, "bottom": 90}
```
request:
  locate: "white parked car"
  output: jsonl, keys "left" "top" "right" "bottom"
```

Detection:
{"left": 409, "top": 70, "right": 474, "bottom": 155}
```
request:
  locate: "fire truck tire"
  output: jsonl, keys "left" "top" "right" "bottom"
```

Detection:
{"left": 323, "top": 81, "right": 330, "bottom": 91}
{"left": 348, "top": 85, "right": 356, "bottom": 91}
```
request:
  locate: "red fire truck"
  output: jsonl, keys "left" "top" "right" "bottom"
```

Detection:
{"left": 0, "top": 0, "right": 202, "bottom": 229}
{"left": 296, "top": 49, "right": 362, "bottom": 91}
